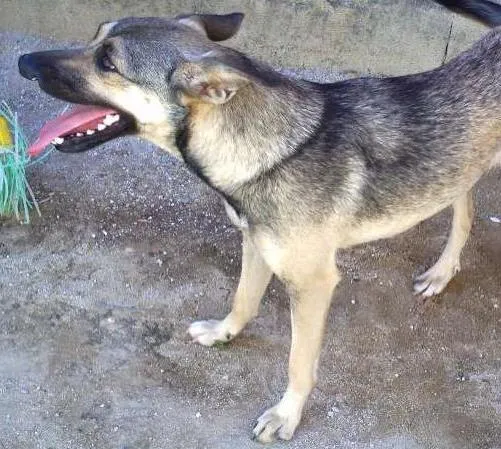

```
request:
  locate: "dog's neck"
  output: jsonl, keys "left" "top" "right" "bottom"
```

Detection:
{"left": 181, "top": 79, "right": 324, "bottom": 194}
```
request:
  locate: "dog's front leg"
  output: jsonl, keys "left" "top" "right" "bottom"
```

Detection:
{"left": 253, "top": 248, "right": 339, "bottom": 443}
{"left": 189, "top": 230, "right": 273, "bottom": 345}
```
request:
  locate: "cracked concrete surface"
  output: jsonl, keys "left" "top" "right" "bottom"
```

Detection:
{"left": 441, "top": 19, "right": 454, "bottom": 66}
{"left": 1, "top": 4, "right": 501, "bottom": 448}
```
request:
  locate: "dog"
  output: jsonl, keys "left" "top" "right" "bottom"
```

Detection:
{"left": 17, "top": 0, "right": 501, "bottom": 442}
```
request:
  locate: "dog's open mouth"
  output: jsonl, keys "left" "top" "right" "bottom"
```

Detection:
{"left": 28, "top": 105, "right": 136, "bottom": 157}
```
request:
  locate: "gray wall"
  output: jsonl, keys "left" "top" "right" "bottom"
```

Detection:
{"left": 0, "top": 0, "right": 488, "bottom": 74}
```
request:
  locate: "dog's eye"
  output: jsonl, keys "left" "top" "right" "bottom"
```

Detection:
{"left": 98, "top": 46, "right": 118, "bottom": 73}
{"left": 101, "top": 54, "right": 116, "bottom": 72}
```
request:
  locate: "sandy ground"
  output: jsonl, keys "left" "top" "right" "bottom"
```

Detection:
{"left": 1, "top": 32, "right": 501, "bottom": 449}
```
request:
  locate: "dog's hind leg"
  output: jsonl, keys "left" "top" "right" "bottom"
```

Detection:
{"left": 253, "top": 236, "right": 339, "bottom": 443}
{"left": 413, "top": 190, "right": 474, "bottom": 297}
{"left": 189, "top": 230, "right": 272, "bottom": 346}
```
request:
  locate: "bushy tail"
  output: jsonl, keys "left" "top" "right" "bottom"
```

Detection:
{"left": 435, "top": 0, "right": 501, "bottom": 27}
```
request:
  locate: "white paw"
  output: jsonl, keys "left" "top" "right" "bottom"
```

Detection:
{"left": 413, "top": 261, "right": 460, "bottom": 297}
{"left": 188, "top": 319, "right": 233, "bottom": 347}
{"left": 252, "top": 405, "right": 300, "bottom": 444}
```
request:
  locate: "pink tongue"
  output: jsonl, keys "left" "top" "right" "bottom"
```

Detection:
{"left": 27, "top": 105, "right": 118, "bottom": 157}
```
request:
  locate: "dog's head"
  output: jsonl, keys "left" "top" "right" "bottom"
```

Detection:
{"left": 18, "top": 13, "right": 253, "bottom": 156}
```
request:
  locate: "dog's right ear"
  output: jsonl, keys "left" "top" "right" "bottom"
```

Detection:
{"left": 176, "top": 13, "right": 244, "bottom": 41}
{"left": 172, "top": 58, "right": 251, "bottom": 105}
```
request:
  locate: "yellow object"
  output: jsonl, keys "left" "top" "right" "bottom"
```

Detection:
{"left": 0, "top": 116, "right": 13, "bottom": 147}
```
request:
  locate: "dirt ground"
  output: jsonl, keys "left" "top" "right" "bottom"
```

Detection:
{"left": 1, "top": 32, "right": 500, "bottom": 449}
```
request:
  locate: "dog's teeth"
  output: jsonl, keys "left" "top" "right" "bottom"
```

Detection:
{"left": 97, "top": 123, "right": 107, "bottom": 131}
{"left": 103, "top": 115, "right": 114, "bottom": 126}
{"left": 103, "top": 114, "right": 120, "bottom": 126}
{"left": 76, "top": 132, "right": 83, "bottom": 137}
{"left": 86, "top": 130, "right": 95, "bottom": 135}
{"left": 51, "top": 137, "right": 64, "bottom": 145}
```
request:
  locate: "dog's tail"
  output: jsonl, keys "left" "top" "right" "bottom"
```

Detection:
{"left": 435, "top": 0, "right": 501, "bottom": 27}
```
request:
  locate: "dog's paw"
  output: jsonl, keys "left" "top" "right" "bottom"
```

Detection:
{"left": 188, "top": 319, "right": 233, "bottom": 347}
{"left": 413, "top": 261, "right": 460, "bottom": 297}
{"left": 252, "top": 405, "right": 300, "bottom": 444}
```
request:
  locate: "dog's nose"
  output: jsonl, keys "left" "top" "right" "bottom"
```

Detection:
{"left": 18, "top": 54, "right": 41, "bottom": 81}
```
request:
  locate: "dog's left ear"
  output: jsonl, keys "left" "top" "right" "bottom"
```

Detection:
{"left": 172, "top": 59, "right": 250, "bottom": 105}
{"left": 177, "top": 13, "right": 244, "bottom": 41}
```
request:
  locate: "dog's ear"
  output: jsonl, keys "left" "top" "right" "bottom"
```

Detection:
{"left": 176, "top": 13, "right": 244, "bottom": 41}
{"left": 172, "top": 58, "right": 250, "bottom": 104}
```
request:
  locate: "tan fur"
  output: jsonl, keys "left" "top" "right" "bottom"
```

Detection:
{"left": 90, "top": 76, "right": 183, "bottom": 158}
{"left": 414, "top": 191, "right": 474, "bottom": 296}
{"left": 185, "top": 82, "right": 323, "bottom": 192}
{"left": 21, "top": 11, "right": 501, "bottom": 444}
{"left": 189, "top": 230, "right": 272, "bottom": 345}
{"left": 491, "top": 150, "right": 501, "bottom": 167}
{"left": 190, "top": 224, "right": 340, "bottom": 442}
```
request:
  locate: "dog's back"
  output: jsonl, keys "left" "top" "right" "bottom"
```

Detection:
{"left": 239, "top": 27, "right": 501, "bottom": 248}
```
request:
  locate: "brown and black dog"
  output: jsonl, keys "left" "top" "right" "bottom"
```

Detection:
{"left": 18, "top": 0, "right": 501, "bottom": 442}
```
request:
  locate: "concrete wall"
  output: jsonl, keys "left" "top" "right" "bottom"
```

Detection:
{"left": 0, "top": 0, "right": 488, "bottom": 75}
